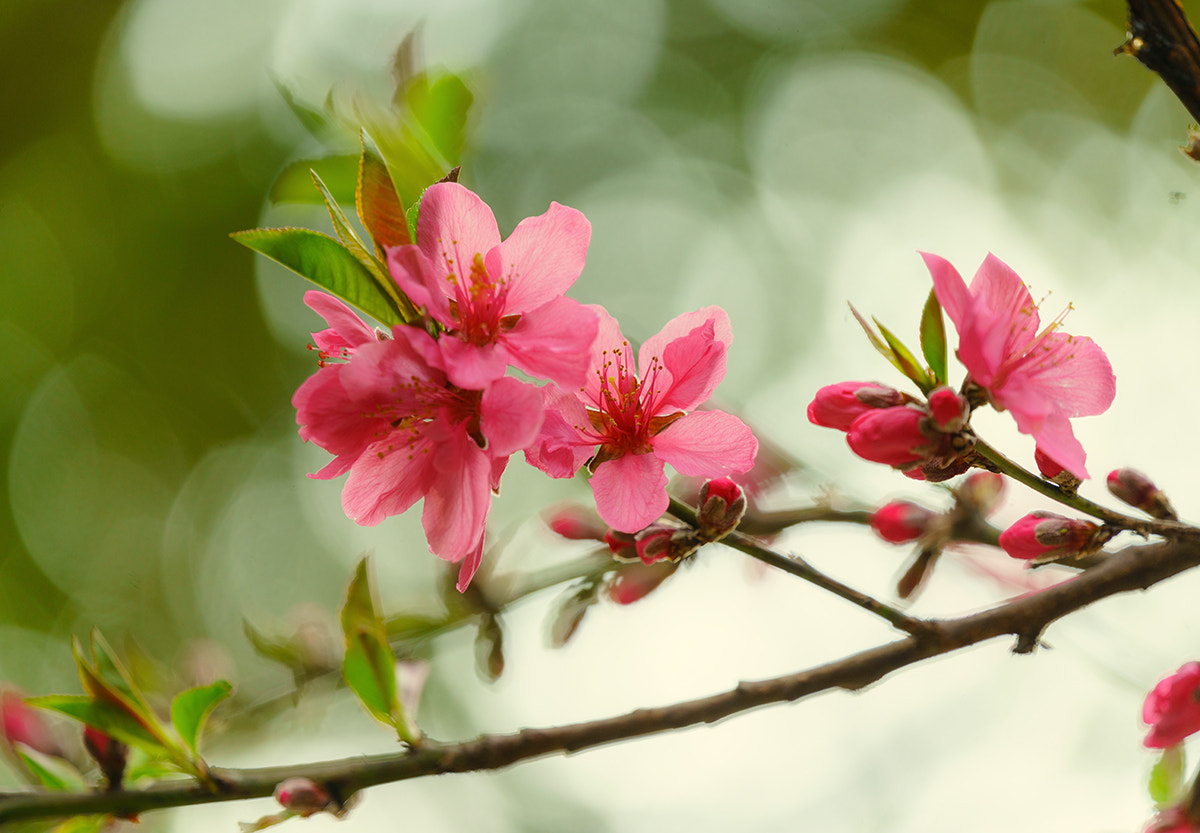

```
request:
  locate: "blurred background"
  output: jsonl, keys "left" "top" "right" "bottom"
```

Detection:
{"left": 4, "top": 0, "right": 1200, "bottom": 830}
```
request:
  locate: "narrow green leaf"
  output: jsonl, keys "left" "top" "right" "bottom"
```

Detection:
{"left": 243, "top": 620, "right": 302, "bottom": 670}
{"left": 28, "top": 696, "right": 165, "bottom": 757}
{"left": 15, "top": 745, "right": 87, "bottom": 791}
{"left": 848, "top": 303, "right": 904, "bottom": 374}
{"left": 231, "top": 227, "right": 404, "bottom": 327}
{"left": 874, "top": 318, "right": 935, "bottom": 394}
{"left": 85, "top": 631, "right": 146, "bottom": 711}
{"left": 310, "top": 170, "right": 417, "bottom": 322}
{"left": 170, "top": 679, "right": 232, "bottom": 755}
{"left": 357, "top": 139, "right": 411, "bottom": 250}
{"left": 1150, "top": 745, "right": 1186, "bottom": 805}
{"left": 919, "top": 289, "right": 948, "bottom": 385}
{"left": 406, "top": 74, "right": 473, "bottom": 165}
{"left": 269, "top": 154, "right": 359, "bottom": 205}
{"left": 340, "top": 559, "right": 408, "bottom": 740}
{"left": 272, "top": 78, "right": 335, "bottom": 141}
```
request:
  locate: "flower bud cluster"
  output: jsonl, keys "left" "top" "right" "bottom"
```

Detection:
{"left": 809, "top": 383, "right": 973, "bottom": 481}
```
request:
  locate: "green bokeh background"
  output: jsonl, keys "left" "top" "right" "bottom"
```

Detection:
{"left": 3, "top": 0, "right": 1198, "bottom": 830}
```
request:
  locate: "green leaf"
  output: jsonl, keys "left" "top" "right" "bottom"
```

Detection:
{"left": 28, "top": 696, "right": 165, "bottom": 757}
{"left": 269, "top": 154, "right": 359, "bottom": 205}
{"left": 874, "top": 318, "right": 935, "bottom": 394}
{"left": 919, "top": 289, "right": 948, "bottom": 385}
{"left": 406, "top": 74, "right": 473, "bottom": 166}
{"left": 340, "top": 559, "right": 411, "bottom": 741}
{"left": 848, "top": 303, "right": 901, "bottom": 372}
{"left": 272, "top": 78, "right": 336, "bottom": 142}
{"left": 357, "top": 139, "right": 411, "bottom": 251}
{"left": 14, "top": 745, "right": 87, "bottom": 791}
{"left": 170, "top": 679, "right": 232, "bottom": 755}
{"left": 230, "top": 227, "right": 404, "bottom": 327}
{"left": 49, "top": 818, "right": 113, "bottom": 833}
{"left": 1150, "top": 745, "right": 1186, "bottom": 805}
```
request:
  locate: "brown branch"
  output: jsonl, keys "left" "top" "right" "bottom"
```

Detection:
{"left": 4, "top": 534, "right": 1199, "bottom": 825}
{"left": 1120, "top": 0, "right": 1200, "bottom": 124}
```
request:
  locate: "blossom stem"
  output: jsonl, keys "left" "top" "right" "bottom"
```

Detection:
{"left": 970, "top": 438, "right": 1197, "bottom": 538}
{"left": 668, "top": 498, "right": 929, "bottom": 635}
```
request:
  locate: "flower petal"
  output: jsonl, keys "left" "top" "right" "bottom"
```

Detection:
{"left": 304, "top": 291, "right": 376, "bottom": 350}
{"left": 341, "top": 434, "right": 434, "bottom": 525}
{"left": 480, "top": 376, "right": 545, "bottom": 458}
{"left": 503, "top": 296, "right": 599, "bottom": 387}
{"left": 487, "top": 201, "right": 591, "bottom": 312}
{"left": 997, "top": 332, "right": 1115, "bottom": 419}
{"left": 652, "top": 410, "right": 758, "bottom": 476}
{"left": 646, "top": 309, "right": 731, "bottom": 413}
{"left": 421, "top": 428, "right": 492, "bottom": 561}
{"left": 590, "top": 452, "right": 669, "bottom": 533}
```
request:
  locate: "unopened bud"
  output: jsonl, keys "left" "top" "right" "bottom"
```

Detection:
{"left": 1034, "top": 447, "right": 1081, "bottom": 493}
{"left": 634, "top": 525, "right": 701, "bottom": 565}
{"left": 696, "top": 478, "right": 746, "bottom": 540}
{"left": 274, "top": 777, "right": 333, "bottom": 818}
{"left": 870, "top": 501, "right": 937, "bottom": 544}
{"left": 807, "top": 381, "right": 907, "bottom": 431}
{"left": 1107, "top": 468, "right": 1177, "bottom": 520}
{"left": 955, "top": 471, "right": 1005, "bottom": 515}
{"left": 1, "top": 691, "right": 64, "bottom": 760}
{"left": 846, "top": 406, "right": 937, "bottom": 469}
{"left": 84, "top": 725, "right": 127, "bottom": 789}
{"left": 926, "top": 386, "right": 969, "bottom": 432}
{"left": 999, "top": 511, "right": 1099, "bottom": 561}
{"left": 545, "top": 504, "right": 607, "bottom": 541}
{"left": 606, "top": 560, "right": 677, "bottom": 605}
{"left": 603, "top": 529, "right": 638, "bottom": 561}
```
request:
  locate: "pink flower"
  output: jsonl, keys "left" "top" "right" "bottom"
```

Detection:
{"left": 293, "top": 297, "right": 544, "bottom": 590}
{"left": 526, "top": 306, "right": 758, "bottom": 533}
{"left": 921, "top": 252, "right": 1115, "bottom": 480}
{"left": 386, "top": 182, "right": 598, "bottom": 389}
{"left": 1144, "top": 662, "right": 1200, "bottom": 749}
{"left": 998, "top": 511, "right": 1098, "bottom": 561}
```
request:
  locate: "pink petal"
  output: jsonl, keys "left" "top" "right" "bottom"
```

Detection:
{"left": 590, "top": 453, "right": 669, "bottom": 533}
{"left": 1015, "top": 413, "right": 1090, "bottom": 480}
{"left": 524, "top": 386, "right": 595, "bottom": 478}
{"left": 651, "top": 410, "right": 758, "bottom": 476}
{"left": 413, "top": 182, "right": 501, "bottom": 304}
{"left": 920, "top": 252, "right": 972, "bottom": 330}
{"left": 304, "top": 291, "right": 376, "bottom": 348}
{"left": 480, "top": 376, "right": 545, "bottom": 457}
{"left": 957, "top": 254, "right": 1040, "bottom": 381}
{"left": 421, "top": 428, "right": 492, "bottom": 561}
{"left": 341, "top": 434, "right": 435, "bottom": 525}
{"left": 386, "top": 246, "right": 447, "bottom": 323}
{"left": 642, "top": 308, "right": 731, "bottom": 413}
{"left": 999, "top": 332, "right": 1115, "bottom": 419}
{"left": 487, "top": 201, "right": 591, "bottom": 312}
{"left": 456, "top": 539, "right": 486, "bottom": 591}
{"left": 437, "top": 337, "right": 510, "bottom": 389}
{"left": 503, "top": 296, "right": 599, "bottom": 387}
{"left": 293, "top": 364, "right": 388, "bottom": 464}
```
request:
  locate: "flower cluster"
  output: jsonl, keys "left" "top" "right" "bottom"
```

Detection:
{"left": 293, "top": 183, "right": 758, "bottom": 589}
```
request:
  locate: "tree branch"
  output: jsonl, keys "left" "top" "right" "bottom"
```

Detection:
{"left": 5, "top": 535, "right": 1199, "bottom": 825}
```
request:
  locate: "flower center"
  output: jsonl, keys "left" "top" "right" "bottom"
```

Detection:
{"left": 582, "top": 345, "right": 683, "bottom": 468}
{"left": 446, "top": 252, "right": 518, "bottom": 346}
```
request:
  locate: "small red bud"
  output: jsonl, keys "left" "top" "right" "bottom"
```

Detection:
{"left": 926, "top": 386, "right": 968, "bottom": 432}
{"left": 956, "top": 471, "right": 1005, "bottom": 514}
{"left": 696, "top": 478, "right": 746, "bottom": 540}
{"left": 999, "top": 511, "right": 1098, "bottom": 561}
{"left": 545, "top": 505, "right": 608, "bottom": 541}
{"left": 807, "top": 381, "right": 907, "bottom": 431}
{"left": 606, "top": 560, "right": 677, "bottom": 605}
{"left": 1034, "top": 447, "right": 1081, "bottom": 493}
{"left": 1, "top": 691, "right": 64, "bottom": 760}
{"left": 84, "top": 725, "right": 127, "bottom": 790}
{"left": 275, "top": 777, "right": 334, "bottom": 818}
{"left": 846, "top": 406, "right": 936, "bottom": 468}
{"left": 870, "top": 501, "right": 937, "bottom": 544}
{"left": 1107, "top": 468, "right": 1177, "bottom": 520}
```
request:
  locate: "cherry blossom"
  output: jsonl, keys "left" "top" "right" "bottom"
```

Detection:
{"left": 526, "top": 306, "right": 758, "bottom": 533}
{"left": 293, "top": 294, "right": 543, "bottom": 590}
{"left": 386, "top": 182, "right": 598, "bottom": 389}
{"left": 921, "top": 252, "right": 1115, "bottom": 479}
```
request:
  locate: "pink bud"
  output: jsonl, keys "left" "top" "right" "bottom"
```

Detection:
{"left": 1, "top": 691, "right": 63, "bottom": 759}
{"left": 1107, "top": 468, "right": 1177, "bottom": 520}
{"left": 634, "top": 526, "right": 699, "bottom": 565}
{"left": 956, "top": 471, "right": 1005, "bottom": 514}
{"left": 84, "top": 725, "right": 127, "bottom": 788}
{"left": 1034, "top": 446, "right": 1081, "bottom": 492}
{"left": 998, "top": 511, "right": 1098, "bottom": 560}
{"left": 870, "top": 501, "right": 937, "bottom": 544}
{"left": 696, "top": 478, "right": 746, "bottom": 540}
{"left": 1143, "top": 662, "right": 1200, "bottom": 749}
{"left": 275, "top": 777, "right": 334, "bottom": 818}
{"left": 545, "top": 504, "right": 607, "bottom": 541}
{"left": 606, "top": 560, "right": 677, "bottom": 605}
{"left": 846, "top": 406, "right": 935, "bottom": 468}
{"left": 1144, "top": 806, "right": 1196, "bottom": 833}
{"left": 926, "top": 386, "right": 968, "bottom": 432}
{"left": 603, "top": 529, "right": 638, "bottom": 561}
{"left": 807, "top": 381, "right": 906, "bottom": 431}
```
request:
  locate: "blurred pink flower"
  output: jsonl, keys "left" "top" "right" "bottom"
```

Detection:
{"left": 294, "top": 299, "right": 543, "bottom": 590}
{"left": 527, "top": 306, "right": 758, "bottom": 533}
{"left": 386, "top": 182, "right": 598, "bottom": 389}
{"left": 921, "top": 252, "right": 1114, "bottom": 479}
{"left": 1144, "top": 662, "right": 1200, "bottom": 749}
